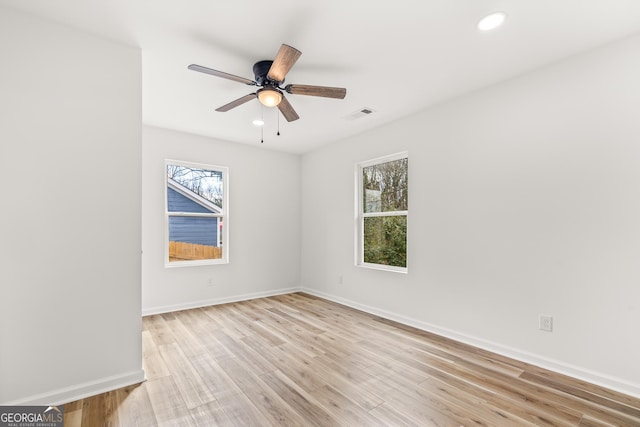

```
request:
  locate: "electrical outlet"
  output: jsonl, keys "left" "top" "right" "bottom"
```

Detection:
{"left": 338, "top": 275, "right": 343, "bottom": 284}
{"left": 539, "top": 315, "right": 553, "bottom": 332}
{"left": 207, "top": 278, "right": 214, "bottom": 287}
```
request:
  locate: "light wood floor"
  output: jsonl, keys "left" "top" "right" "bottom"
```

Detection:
{"left": 64, "top": 293, "right": 640, "bottom": 426}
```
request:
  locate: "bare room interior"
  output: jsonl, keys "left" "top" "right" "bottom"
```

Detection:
{"left": 1, "top": 1, "right": 639, "bottom": 425}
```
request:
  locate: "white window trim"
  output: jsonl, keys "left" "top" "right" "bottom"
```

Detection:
{"left": 165, "top": 159, "right": 229, "bottom": 267}
{"left": 355, "top": 151, "right": 408, "bottom": 273}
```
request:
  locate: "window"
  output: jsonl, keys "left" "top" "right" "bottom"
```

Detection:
{"left": 356, "top": 152, "right": 408, "bottom": 272}
{"left": 165, "top": 160, "right": 228, "bottom": 266}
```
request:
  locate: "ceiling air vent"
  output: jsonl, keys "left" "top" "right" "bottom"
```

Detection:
{"left": 343, "top": 107, "right": 376, "bottom": 121}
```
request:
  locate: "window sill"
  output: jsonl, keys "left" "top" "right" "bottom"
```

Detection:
{"left": 357, "top": 263, "right": 408, "bottom": 274}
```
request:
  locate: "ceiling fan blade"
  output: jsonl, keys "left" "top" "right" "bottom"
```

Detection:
{"left": 267, "top": 44, "right": 302, "bottom": 83}
{"left": 188, "top": 64, "right": 256, "bottom": 85}
{"left": 277, "top": 95, "right": 300, "bottom": 122}
{"left": 285, "top": 84, "right": 346, "bottom": 99}
{"left": 215, "top": 93, "right": 257, "bottom": 112}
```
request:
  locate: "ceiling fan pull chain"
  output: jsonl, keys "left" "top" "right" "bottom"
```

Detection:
{"left": 261, "top": 105, "right": 264, "bottom": 143}
{"left": 277, "top": 109, "right": 280, "bottom": 136}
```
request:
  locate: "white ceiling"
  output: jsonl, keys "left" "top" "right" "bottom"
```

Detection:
{"left": 2, "top": 1, "right": 640, "bottom": 154}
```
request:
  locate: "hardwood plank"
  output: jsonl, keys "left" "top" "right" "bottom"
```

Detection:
{"left": 145, "top": 376, "right": 195, "bottom": 426}
{"left": 364, "top": 376, "right": 472, "bottom": 426}
{"left": 308, "top": 384, "right": 383, "bottom": 426}
{"left": 189, "top": 400, "right": 234, "bottom": 427}
{"left": 520, "top": 367, "right": 640, "bottom": 418}
{"left": 578, "top": 413, "right": 621, "bottom": 427}
{"left": 64, "top": 400, "right": 83, "bottom": 412}
{"left": 259, "top": 369, "right": 339, "bottom": 426}
{"left": 145, "top": 314, "right": 176, "bottom": 346}
{"left": 253, "top": 316, "right": 326, "bottom": 359}
{"left": 216, "top": 356, "right": 308, "bottom": 426}
{"left": 225, "top": 303, "right": 273, "bottom": 335}
{"left": 142, "top": 330, "right": 170, "bottom": 380}
{"left": 211, "top": 328, "right": 278, "bottom": 375}
{"left": 419, "top": 373, "right": 553, "bottom": 426}
{"left": 210, "top": 304, "right": 253, "bottom": 339}
{"left": 416, "top": 358, "right": 582, "bottom": 425}
{"left": 255, "top": 341, "right": 328, "bottom": 392}
{"left": 266, "top": 306, "right": 327, "bottom": 335}
{"left": 369, "top": 315, "right": 527, "bottom": 378}
{"left": 363, "top": 330, "right": 583, "bottom": 425}
{"left": 368, "top": 402, "right": 429, "bottom": 427}
{"left": 215, "top": 392, "right": 266, "bottom": 427}
{"left": 162, "top": 313, "right": 209, "bottom": 359}
{"left": 157, "top": 342, "right": 215, "bottom": 409}
{"left": 278, "top": 342, "right": 385, "bottom": 411}
{"left": 188, "top": 323, "right": 235, "bottom": 362}
{"left": 80, "top": 391, "right": 119, "bottom": 427}
{"left": 63, "top": 407, "right": 82, "bottom": 427}
{"left": 523, "top": 364, "right": 640, "bottom": 410}
{"left": 112, "top": 383, "right": 157, "bottom": 427}
{"left": 520, "top": 371, "right": 640, "bottom": 426}
{"left": 371, "top": 315, "right": 530, "bottom": 370}
{"left": 188, "top": 352, "right": 243, "bottom": 400}
{"left": 312, "top": 331, "right": 377, "bottom": 372}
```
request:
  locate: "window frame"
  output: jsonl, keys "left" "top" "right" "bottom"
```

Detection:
{"left": 164, "top": 159, "right": 229, "bottom": 267}
{"left": 355, "top": 152, "right": 408, "bottom": 273}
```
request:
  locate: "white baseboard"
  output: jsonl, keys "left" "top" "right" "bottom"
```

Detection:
{"left": 301, "top": 288, "right": 640, "bottom": 399}
{"left": 2, "top": 369, "right": 146, "bottom": 406}
{"left": 142, "top": 286, "right": 301, "bottom": 316}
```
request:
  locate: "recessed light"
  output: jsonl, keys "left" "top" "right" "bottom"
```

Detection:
{"left": 252, "top": 119, "right": 264, "bottom": 126}
{"left": 478, "top": 12, "right": 507, "bottom": 31}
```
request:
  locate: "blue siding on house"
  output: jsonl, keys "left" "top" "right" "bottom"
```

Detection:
{"left": 167, "top": 187, "right": 211, "bottom": 213}
{"left": 169, "top": 216, "right": 218, "bottom": 246}
{"left": 167, "top": 186, "right": 219, "bottom": 246}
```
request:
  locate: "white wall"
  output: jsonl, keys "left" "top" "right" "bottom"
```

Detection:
{"left": 0, "top": 8, "right": 143, "bottom": 404}
{"left": 142, "top": 126, "right": 301, "bottom": 314}
{"left": 301, "top": 33, "right": 640, "bottom": 397}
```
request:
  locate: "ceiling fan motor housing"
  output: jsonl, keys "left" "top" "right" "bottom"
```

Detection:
{"left": 253, "top": 60, "right": 278, "bottom": 86}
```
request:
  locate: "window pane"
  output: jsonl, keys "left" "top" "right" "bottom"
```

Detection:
{"left": 168, "top": 217, "right": 222, "bottom": 261}
{"left": 167, "top": 164, "right": 223, "bottom": 209}
{"left": 363, "top": 216, "right": 407, "bottom": 268}
{"left": 166, "top": 160, "right": 227, "bottom": 266}
{"left": 363, "top": 158, "right": 408, "bottom": 213}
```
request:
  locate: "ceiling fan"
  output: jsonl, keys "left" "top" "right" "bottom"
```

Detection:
{"left": 188, "top": 44, "right": 346, "bottom": 122}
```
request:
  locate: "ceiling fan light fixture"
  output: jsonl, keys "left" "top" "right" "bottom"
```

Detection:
{"left": 257, "top": 88, "right": 282, "bottom": 107}
{"left": 478, "top": 11, "right": 507, "bottom": 31}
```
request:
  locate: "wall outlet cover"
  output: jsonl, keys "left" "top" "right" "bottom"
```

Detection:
{"left": 539, "top": 315, "right": 553, "bottom": 332}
